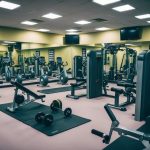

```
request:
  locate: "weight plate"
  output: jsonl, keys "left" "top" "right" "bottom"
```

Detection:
{"left": 64, "top": 108, "right": 72, "bottom": 117}
{"left": 50, "top": 99, "right": 62, "bottom": 111}
{"left": 44, "top": 114, "right": 54, "bottom": 126}
{"left": 15, "top": 94, "right": 25, "bottom": 105}
{"left": 40, "top": 75, "right": 48, "bottom": 86}
{"left": 56, "top": 99, "right": 62, "bottom": 109}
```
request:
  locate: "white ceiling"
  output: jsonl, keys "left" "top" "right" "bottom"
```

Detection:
{"left": 0, "top": 0, "right": 150, "bottom": 34}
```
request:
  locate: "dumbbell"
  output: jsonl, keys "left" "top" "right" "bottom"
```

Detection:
{"left": 35, "top": 112, "right": 54, "bottom": 126}
{"left": 50, "top": 99, "right": 72, "bottom": 117}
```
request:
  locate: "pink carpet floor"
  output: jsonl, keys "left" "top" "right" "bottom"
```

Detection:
{"left": 0, "top": 81, "right": 144, "bottom": 150}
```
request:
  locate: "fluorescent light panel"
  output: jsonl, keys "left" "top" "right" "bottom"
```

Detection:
{"left": 75, "top": 20, "right": 91, "bottom": 25}
{"left": 66, "top": 32, "right": 79, "bottom": 35}
{"left": 135, "top": 14, "right": 150, "bottom": 19}
{"left": 1, "top": 43, "right": 8, "bottom": 45}
{"left": 96, "top": 27, "right": 110, "bottom": 31}
{"left": 0, "top": 1, "right": 20, "bottom": 10}
{"left": 37, "top": 29, "right": 50, "bottom": 32}
{"left": 125, "top": 44, "right": 138, "bottom": 47}
{"left": 4, "top": 41, "right": 16, "bottom": 44}
{"left": 147, "top": 21, "right": 150, "bottom": 23}
{"left": 21, "top": 21, "right": 38, "bottom": 26}
{"left": 66, "top": 29, "right": 78, "bottom": 32}
{"left": 125, "top": 44, "right": 135, "bottom": 46}
{"left": 42, "top": 13, "right": 62, "bottom": 19}
{"left": 93, "top": 0, "right": 121, "bottom": 5}
{"left": 112, "top": 4, "right": 135, "bottom": 12}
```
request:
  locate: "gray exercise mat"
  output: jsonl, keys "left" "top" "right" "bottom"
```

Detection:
{"left": 0, "top": 102, "right": 91, "bottom": 136}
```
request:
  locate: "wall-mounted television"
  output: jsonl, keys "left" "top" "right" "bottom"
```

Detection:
{"left": 14, "top": 42, "right": 22, "bottom": 50}
{"left": 65, "top": 35, "right": 80, "bottom": 44}
{"left": 120, "top": 27, "right": 142, "bottom": 40}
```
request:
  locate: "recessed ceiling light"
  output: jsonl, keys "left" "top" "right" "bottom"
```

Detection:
{"left": 96, "top": 27, "right": 110, "bottom": 31}
{"left": 0, "top": 0, "right": 20, "bottom": 10}
{"left": 112, "top": 4, "right": 135, "bottom": 12}
{"left": 37, "top": 29, "right": 50, "bottom": 32}
{"left": 21, "top": 21, "right": 38, "bottom": 26}
{"left": 1, "top": 43, "right": 8, "bottom": 46}
{"left": 66, "top": 29, "right": 78, "bottom": 32}
{"left": 4, "top": 41, "right": 16, "bottom": 44}
{"left": 66, "top": 32, "right": 79, "bottom": 35}
{"left": 75, "top": 20, "right": 91, "bottom": 25}
{"left": 135, "top": 14, "right": 150, "bottom": 19}
{"left": 147, "top": 21, "right": 150, "bottom": 23}
{"left": 93, "top": 0, "right": 121, "bottom": 5}
{"left": 125, "top": 44, "right": 135, "bottom": 46}
{"left": 42, "top": 13, "right": 62, "bottom": 19}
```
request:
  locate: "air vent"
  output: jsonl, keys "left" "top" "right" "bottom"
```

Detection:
{"left": 91, "top": 18, "right": 107, "bottom": 22}
{"left": 73, "top": 27, "right": 82, "bottom": 30}
{"left": 30, "top": 19, "right": 44, "bottom": 23}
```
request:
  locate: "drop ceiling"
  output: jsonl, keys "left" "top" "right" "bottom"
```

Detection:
{"left": 0, "top": 0, "right": 150, "bottom": 34}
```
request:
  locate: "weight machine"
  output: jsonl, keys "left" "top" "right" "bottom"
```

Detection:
{"left": 92, "top": 104, "right": 150, "bottom": 149}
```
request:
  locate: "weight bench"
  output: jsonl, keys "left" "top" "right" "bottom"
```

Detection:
{"left": 66, "top": 78, "right": 86, "bottom": 99}
{"left": 108, "top": 82, "right": 136, "bottom": 111}
{"left": 7, "top": 81, "right": 46, "bottom": 112}
{"left": 108, "top": 87, "right": 126, "bottom": 111}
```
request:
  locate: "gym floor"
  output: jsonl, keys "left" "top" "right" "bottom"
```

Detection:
{"left": 0, "top": 81, "right": 144, "bottom": 150}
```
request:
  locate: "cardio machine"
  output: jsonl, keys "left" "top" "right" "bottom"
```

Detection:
{"left": 56, "top": 57, "right": 69, "bottom": 85}
{"left": 38, "top": 57, "right": 49, "bottom": 86}
{"left": 24, "top": 57, "right": 35, "bottom": 79}
{"left": 1, "top": 57, "right": 12, "bottom": 82}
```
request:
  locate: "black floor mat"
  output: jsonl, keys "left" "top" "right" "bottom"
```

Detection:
{"left": 0, "top": 102, "right": 91, "bottom": 136}
{"left": 37, "top": 86, "right": 85, "bottom": 94}
{"left": 137, "top": 117, "right": 150, "bottom": 133}
{"left": 103, "top": 136, "right": 146, "bottom": 150}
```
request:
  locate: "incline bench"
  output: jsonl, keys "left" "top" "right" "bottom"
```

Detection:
{"left": 7, "top": 81, "right": 46, "bottom": 112}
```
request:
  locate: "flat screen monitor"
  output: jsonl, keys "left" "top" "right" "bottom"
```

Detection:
{"left": 120, "top": 27, "right": 142, "bottom": 40}
{"left": 65, "top": 35, "right": 79, "bottom": 44}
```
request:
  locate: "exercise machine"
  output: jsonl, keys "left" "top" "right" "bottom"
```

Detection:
{"left": 108, "top": 82, "right": 136, "bottom": 111}
{"left": 135, "top": 50, "right": 150, "bottom": 121}
{"left": 68, "top": 50, "right": 110, "bottom": 100}
{"left": 72, "top": 56, "right": 84, "bottom": 79}
{"left": 2, "top": 56, "right": 12, "bottom": 82}
{"left": 39, "top": 57, "right": 49, "bottom": 86}
{"left": 103, "top": 44, "right": 123, "bottom": 82}
{"left": 56, "top": 57, "right": 69, "bottom": 85}
{"left": 91, "top": 104, "right": 150, "bottom": 149}
{"left": 24, "top": 57, "right": 35, "bottom": 79}
{"left": 87, "top": 50, "right": 103, "bottom": 99}
{"left": 67, "top": 51, "right": 103, "bottom": 99}
{"left": 67, "top": 56, "right": 86, "bottom": 99}
{"left": 120, "top": 47, "right": 137, "bottom": 77}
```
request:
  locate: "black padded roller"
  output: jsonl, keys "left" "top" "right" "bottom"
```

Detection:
{"left": 117, "top": 82, "right": 135, "bottom": 88}
{"left": 111, "top": 87, "right": 124, "bottom": 94}
{"left": 91, "top": 129, "right": 104, "bottom": 138}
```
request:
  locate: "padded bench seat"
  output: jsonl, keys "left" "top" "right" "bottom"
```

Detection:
{"left": 11, "top": 81, "right": 45, "bottom": 99}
